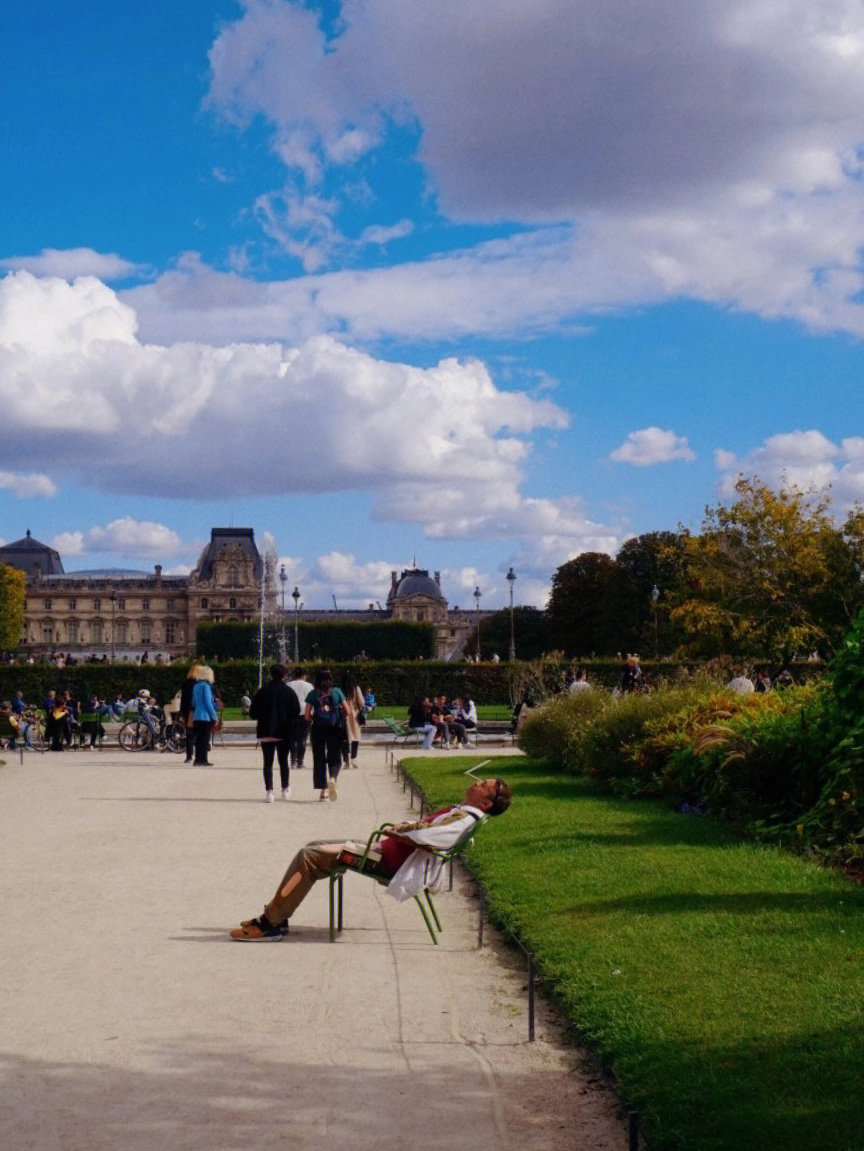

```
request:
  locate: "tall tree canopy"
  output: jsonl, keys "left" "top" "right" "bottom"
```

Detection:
{"left": 0, "top": 563, "right": 26, "bottom": 651}
{"left": 547, "top": 552, "right": 617, "bottom": 655}
{"left": 670, "top": 478, "right": 864, "bottom": 659}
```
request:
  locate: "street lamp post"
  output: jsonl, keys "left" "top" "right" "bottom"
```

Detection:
{"left": 651, "top": 585, "right": 660, "bottom": 660}
{"left": 506, "top": 567, "right": 517, "bottom": 661}
{"left": 279, "top": 564, "right": 288, "bottom": 663}
{"left": 473, "top": 585, "right": 482, "bottom": 660}
{"left": 292, "top": 586, "right": 300, "bottom": 663}
{"left": 110, "top": 590, "right": 116, "bottom": 663}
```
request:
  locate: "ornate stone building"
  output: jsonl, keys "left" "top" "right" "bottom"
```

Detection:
{"left": 0, "top": 537, "right": 485, "bottom": 662}
{"left": 0, "top": 528, "right": 273, "bottom": 661}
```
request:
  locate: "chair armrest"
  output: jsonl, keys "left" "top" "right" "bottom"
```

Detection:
{"left": 359, "top": 822, "right": 395, "bottom": 869}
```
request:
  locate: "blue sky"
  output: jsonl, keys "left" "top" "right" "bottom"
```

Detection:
{"left": 2, "top": 0, "right": 864, "bottom": 609}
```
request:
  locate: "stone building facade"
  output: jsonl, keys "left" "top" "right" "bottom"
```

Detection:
{"left": 0, "top": 536, "right": 486, "bottom": 662}
{"left": 0, "top": 528, "right": 273, "bottom": 661}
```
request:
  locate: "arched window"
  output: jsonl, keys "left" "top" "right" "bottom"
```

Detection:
{"left": 227, "top": 565, "right": 239, "bottom": 587}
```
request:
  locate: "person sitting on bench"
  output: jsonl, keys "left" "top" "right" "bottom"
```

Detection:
{"left": 229, "top": 777, "right": 512, "bottom": 940}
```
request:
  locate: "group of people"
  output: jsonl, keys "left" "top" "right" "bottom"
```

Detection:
{"left": 247, "top": 666, "right": 366, "bottom": 803}
{"left": 407, "top": 693, "right": 478, "bottom": 749}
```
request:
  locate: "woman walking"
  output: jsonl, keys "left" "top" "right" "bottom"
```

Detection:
{"left": 249, "top": 665, "right": 300, "bottom": 802}
{"left": 340, "top": 671, "right": 365, "bottom": 768}
{"left": 305, "top": 668, "right": 348, "bottom": 801}
{"left": 191, "top": 664, "right": 218, "bottom": 766}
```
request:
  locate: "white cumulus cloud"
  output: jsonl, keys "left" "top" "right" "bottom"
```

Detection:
{"left": 0, "top": 272, "right": 595, "bottom": 563}
{"left": 51, "top": 519, "right": 186, "bottom": 560}
{"left": 714, "top": 429, "right": 864, "bottom": 510}
{"left": 0, "top": 471, "right": 57, "bottom": 499}
{"left": 611, "top": 427, "right": 696, "bottom": 466}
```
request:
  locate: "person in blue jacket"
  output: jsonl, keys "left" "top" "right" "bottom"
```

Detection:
{"left": 191, "top": 664, "right": 219, "bottom": 766}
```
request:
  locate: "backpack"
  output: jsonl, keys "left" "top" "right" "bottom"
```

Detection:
{"left": 312, "top": 691, "right": 341, "bottom": 728}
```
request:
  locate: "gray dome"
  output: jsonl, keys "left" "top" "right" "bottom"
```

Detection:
{"left": 392, "top": 569, "right": 446, "bottom": 601}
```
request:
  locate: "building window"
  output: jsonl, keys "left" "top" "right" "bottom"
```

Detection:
{"left": 68, "top": 598, "right": 76, "bottom": 610}
{"left": 228, "top": 565, "right": 239, "bottom": 587}
{"left": 142, "top": 599, "right": 150, "bottom": 611}
{"left": 229, "top": 597, "right": 237, "bottom": 609}
{"left": 93, "top": 598, "right": 101, "bottom": 611}
{"left": 117, "top": 598, "right": 126, "bottom": 610}
{"left": 416, "top": 609, "right": 425, "bottom": 622}
{"left": 44, "top": 599, "right": 52, "bottom": 611}
{"left": 165, "top": 620, "right": 176, "bottom": 644}
{"left": 115, "top": 621, "right": 128, "bottom": 645}
{"left": 91, "top": 620, "right": 103, "bottom": 644}
{"left": 201, "top": 598, "right": 208, "bottom": 609}
{"left": 140, "top": 621, "right": 151, "bottom": 645}
{"left": 42, "top": 623, "right": 54, "bottom": 644}
{"left": 66, "top": 620, "right": 78, "bottom": 644}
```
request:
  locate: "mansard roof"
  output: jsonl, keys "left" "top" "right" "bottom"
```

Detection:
{"left": 193, "top": 527, "right": 263, "bottom": 582}
{"left": 0, "top": 530, "right": 65, "bottom": 578}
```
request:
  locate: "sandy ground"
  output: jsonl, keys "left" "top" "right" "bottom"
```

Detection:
{"left": 0, "top": 739, "right": 625, "bottom": 1150}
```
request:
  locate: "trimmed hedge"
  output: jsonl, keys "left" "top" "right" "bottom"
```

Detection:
{"left": 196, "top": 619, "right": 437, "bottom": 661}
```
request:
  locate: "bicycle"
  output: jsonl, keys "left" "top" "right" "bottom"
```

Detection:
{"left": 118, "top": 706, "right": 186, "bottom": 754}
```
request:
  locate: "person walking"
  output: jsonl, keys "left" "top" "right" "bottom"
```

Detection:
{"left": 304, "top": 668, "right": 348, "bottom": 802}
{"left": 340, "top": 671, "right": 365, "bottom": 768}
{"left": 285, "top": 667, "right": 314, "bottom": 769}
{"left": 179, "top": 663, "right": 201, "bottom": 763}
{"left": 249, "top": 665, "right": 300, "bottom": 803}
{"left": 190, "top": 664, "right": 219, "bottom": 766}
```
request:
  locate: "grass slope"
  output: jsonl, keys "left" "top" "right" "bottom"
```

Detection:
{"left": 403, "top": 755, "right": 864, "bottom": 1151}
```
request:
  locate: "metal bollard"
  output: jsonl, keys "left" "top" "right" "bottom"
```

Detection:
{"left": 527, "top": 953, "right": 535, "bottom": 1041}
{"left": 628, "top": 1111, "right": 639, "bottom": 1150}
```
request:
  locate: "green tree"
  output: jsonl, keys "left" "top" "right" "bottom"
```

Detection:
{"left": 478, "top": 606, "right": 550, "bottom": 660}
{"left": 610, "top": 530, "right": 690, "bottom": 656}
{"left": 0, "top": 563, "right": 26, "bottom": 651}
{"left": 547, "top": 552, "right": 617, "bottom": 655}
{"left": 671, "top": 478, "right": 864, "bottom": 660}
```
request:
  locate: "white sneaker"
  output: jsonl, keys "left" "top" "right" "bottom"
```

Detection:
{"left": 265, "top": 790, "right": 274, "bottom": 803}
{"left": 281, "top": 787, "right": 291, "bottom": 800}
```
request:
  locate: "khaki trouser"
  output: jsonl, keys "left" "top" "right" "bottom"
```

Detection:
{"left": 265, "top": 839, "right": 382, "bottom": 924}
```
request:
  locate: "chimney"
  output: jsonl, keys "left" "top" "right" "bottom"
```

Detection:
{"left": 154, "top": 564, "right": 163, "bottom": 585}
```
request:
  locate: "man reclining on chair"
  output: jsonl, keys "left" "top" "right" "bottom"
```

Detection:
{"left": 229, "top": 777, "right": 512, "bottom": 940}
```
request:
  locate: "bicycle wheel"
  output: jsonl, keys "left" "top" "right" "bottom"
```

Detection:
{"left": 119, "top": 720, "right": 152, "bottom": 751}
{"left": 165, "top": 721, "right": 187, "bottom": 753}
{"left": 27, "top": 720, "right": 48, "bottom": 753}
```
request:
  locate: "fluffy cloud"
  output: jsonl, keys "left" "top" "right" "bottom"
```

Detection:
{"left": 1, "top": 248, "right": 146, "bottom": 282}
{"left": 51, "top": 519, "right": 186, "bottom": 559}
{"left": 610, "top": 427, "right": 696, "bottom": 466}
{"left": 194, "top": 0, "right": 864, "bottom": 338}
{"left": 0, "top": 471, "right": 57, "bottom": 498}
{"left": 0, "top": 272, "right": 597, "bottom": 564}
{"left": 714, "top": 429, "right": 864, "bottom": 511}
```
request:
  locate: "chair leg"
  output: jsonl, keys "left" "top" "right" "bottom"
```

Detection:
{"left": 413, "top": 894, "right": 439, "bottom": 944}
{"left": 329, "top": 872, "right": 345, "bottom": 942}
{"left": 424, "top": 889, "right": 442, "bottom": 934}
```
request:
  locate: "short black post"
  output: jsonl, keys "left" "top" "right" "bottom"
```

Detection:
{"left": 527, "top": 953, "right": 535, "bottom": 1041}
{"left": 628, "top": 1111, "right": 639, "bottom": 1151}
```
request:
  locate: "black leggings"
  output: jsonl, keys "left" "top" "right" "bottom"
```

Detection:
{"left": 261, "top": 741, "right": 290, "bottom": 791}
{"left": 311, "top": 726, "right": 343, "bottom": 790}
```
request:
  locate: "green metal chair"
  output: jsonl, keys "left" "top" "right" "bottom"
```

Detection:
{"left": 328, "top": 815, "right": 487, "bottom": 944}
{"left": 382, "top": 716, "right": 425, "bottom": 745}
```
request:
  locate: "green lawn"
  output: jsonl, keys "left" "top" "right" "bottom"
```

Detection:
{"left": 402, "top": 755, "right": 864, "bottom": 1151}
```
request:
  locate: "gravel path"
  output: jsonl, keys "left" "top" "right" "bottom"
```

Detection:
{"left": 0, "top": 741, "right": 624, "bottom": 1150}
